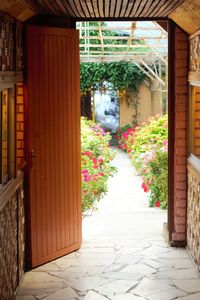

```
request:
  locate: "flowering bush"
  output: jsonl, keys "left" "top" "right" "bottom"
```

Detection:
{"left": 116, "top": 115, "right": 168, "bottom": 208}
{"left": 130, "top": 115, "right": 168, "bottom": 208}
{"left": 81, "top": 118, "right": 116, "bottom": 212}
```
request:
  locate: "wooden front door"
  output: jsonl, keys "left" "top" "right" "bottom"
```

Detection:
{"left": 25, "top": 26, "right": 82, "bottom": 268}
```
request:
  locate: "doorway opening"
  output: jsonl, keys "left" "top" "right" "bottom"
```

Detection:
{"left": 77, "top": 21, "right": 168, "bottom": 241}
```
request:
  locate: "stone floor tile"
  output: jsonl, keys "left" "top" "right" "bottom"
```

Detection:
{"left": 15, "top": 296, "right": 36, "bottom": 300}
{"left": 157, "top": 258, "right": 195, "bottom": 269}
{"left": 83, "top": 290, "right": 108, "bottom": 300}
{"left": 134, "top": 278, "right": 187, "bottom": 300}
{"left": 49, "top": 265, "right": 105, "bottom": 282}
{"left": 133, "top": 278, "right": 181, "bottom": 297}
{"left": 34, "top": 295, "right": 49, "bottom": 299}
{"left": 60, "top": 252, "right": 80, "bottom": 259}
{"left": 42, "top": 287, "right": 78, "bottom": 299}
{"left": 118, "top": 241, "right": 150, "bottom": 248}
{"left": 120, "top": 263, "right": 156, "bottom": 275}
{"left": 104, "top": 264, "right": 125, "bottom": 272}
{"left": 173, "top": 279, "right": 200, "bottom": 293}
{"left": 17, "top": 282, "right": 65, "bottom": 297}
{"left": 117, "top": 247, "right": 143, "bottom": 255}
{"left": 78, "top": 247, "right": 114, "bottom": 254}
{"left": 176, "top": 293, "right": 200, "bottom": 300}
{"left": 72, "top": 253, "right": 115, "bottom": 266}
{"left": 70, "top": 275, "right": 110, "bottom": 291}
{"left": 102, "top": 271, "right": 142, "bottom": 281}
{"left": 22, "top": 272, "right": 66, "bottom": 283}
{"left": 115, "top": 255, "right": 141, "bottom": 265}
{"left": 54, "top": 258, "right": 77, "bottom": 270}
{"left": 32, "top": 262, "right": 60, "bottom": 272}
{"left": 48, "top": 270, "right": 83, "bottom": 282}
{"left": 156, "top": 269, "right": 199, "bottom": 279}
{"left": 141, "top": 259, "right": 163, "bottom": 269}
{"left": 139, "top": 246, "right": 170, "bottom": 256}
{"left": 97, "top": 279, "right": 138, "bottom": 296}
{"left": 158, "top": 249, "right": 190, "bottom": 259}
{"left": 147, "top": 289, "right": 186, "bottom": 300}
{"left": 110, "top": 294, "right": 147, "bottom": 300}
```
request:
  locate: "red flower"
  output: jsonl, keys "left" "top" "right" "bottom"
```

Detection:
{"left": 93, "top": 164, "right": 98, "bottom": 169}
{"left": 83, "top": 190, "right": 88, "bottom": 195}
{"left": 99, "top": 172, "right": 105, "bottom": 176}
{"left": 85, "top": 151, "right": 92, "bottom": 157}
{"left": 141, "top": 182, "right": 149, "bottom": 193}
{"left": 155, "top": 201, "right": 160, "bottom": 207}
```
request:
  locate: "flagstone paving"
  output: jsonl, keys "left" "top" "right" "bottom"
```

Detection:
{"left": 16, "top": 149, "right": 199, "bottom": 300}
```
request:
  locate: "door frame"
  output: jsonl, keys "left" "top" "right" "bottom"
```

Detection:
{"left": 24, "top": 17, "right": 188, "bottom": 269}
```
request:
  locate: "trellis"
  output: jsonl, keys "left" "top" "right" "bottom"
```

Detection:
{"left": 77, "top": 21, "right": 168, "bottom": 88}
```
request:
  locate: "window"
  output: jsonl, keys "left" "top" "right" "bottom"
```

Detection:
{"left": 0, "top": 88, "right": 15, "bottom": 188}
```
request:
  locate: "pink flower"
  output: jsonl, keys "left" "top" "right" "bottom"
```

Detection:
{"left": 122, "top": 132, "right": 128, "bottom": 139}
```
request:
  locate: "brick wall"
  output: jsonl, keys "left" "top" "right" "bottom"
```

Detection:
{"left": 172, "top": 26, "right": 189, "bottom": 244}
{"left": 16, "top": 83, "right": 25, "bottom": 170}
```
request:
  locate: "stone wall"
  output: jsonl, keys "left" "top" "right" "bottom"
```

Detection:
{"left": 189, "top": 29, "right": 200, "bottom": 85}
{"left": 0, "top": 173, "right": 25, "bottom": 300}
{"left": 187, "top": 29, "right": 200, "bottom": 269}
{"left": 187, "top": 156, "right": 200, "bottom": 272}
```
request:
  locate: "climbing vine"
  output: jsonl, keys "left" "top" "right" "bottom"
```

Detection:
{"left": 80, "top": 62, "right": 146, "bottom": 94}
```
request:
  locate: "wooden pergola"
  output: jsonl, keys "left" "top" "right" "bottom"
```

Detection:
{"left": 77, "top": 21, "right": 168, "bottom": 87}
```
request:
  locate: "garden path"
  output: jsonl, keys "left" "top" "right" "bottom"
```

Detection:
{"left": 83, "top": 147, "right": 167, "bottom": 240}
{"left": 16, "top": 148, "right": 200, "bottom": 300}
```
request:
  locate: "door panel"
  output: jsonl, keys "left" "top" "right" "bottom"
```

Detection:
{"left": 26, "top": 26, "right": 81, "bottom": 267}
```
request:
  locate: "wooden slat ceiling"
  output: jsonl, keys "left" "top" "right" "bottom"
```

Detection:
{"left": 1, "top": 0, "right": 200, "bottom": 35}
{"left": 27, "top": 0, "right": 185, "bottom": 19}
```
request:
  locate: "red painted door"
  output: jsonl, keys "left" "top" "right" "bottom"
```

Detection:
{"left": 25, "top": 26, "right": 82, "bottom": 267}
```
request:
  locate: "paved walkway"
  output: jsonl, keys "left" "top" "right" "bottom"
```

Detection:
{"left": 17, "top": 149, "right": 200, "bottom": 300}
